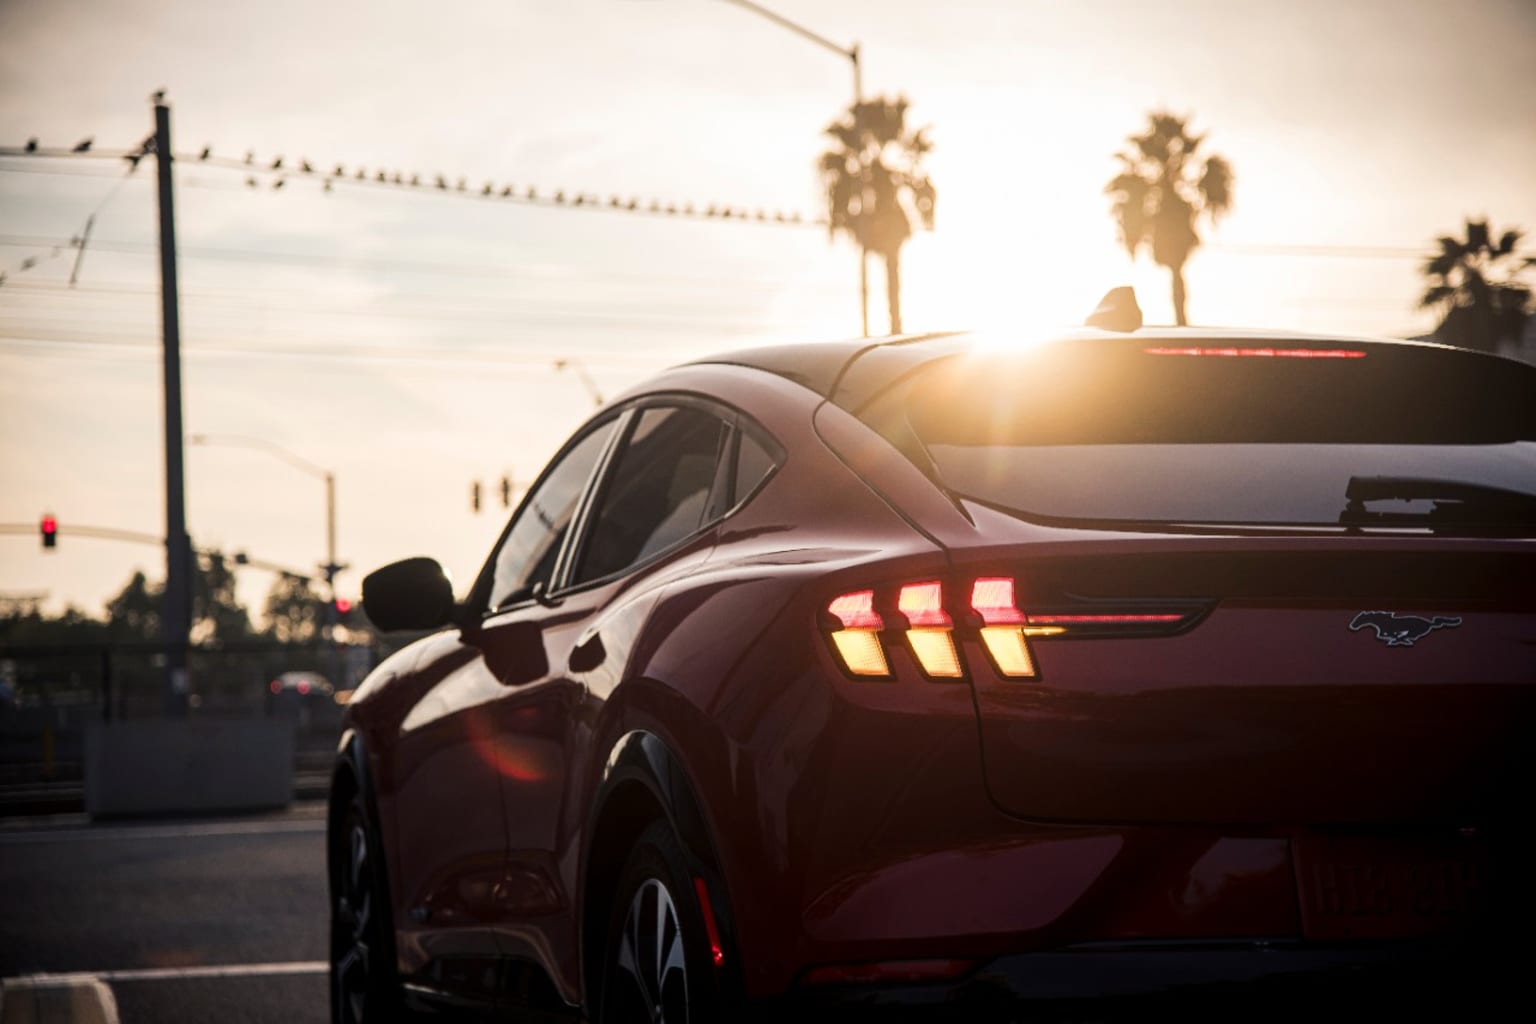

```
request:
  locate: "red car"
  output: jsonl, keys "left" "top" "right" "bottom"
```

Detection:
{"left": 329, "top": 316, "right": 1535, "bottom": 1022}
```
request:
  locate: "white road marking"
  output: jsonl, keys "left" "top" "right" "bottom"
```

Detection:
{"left": 0, "top": 818, "right": 326, "bottom": 846}
{"left": 3, "top": 962, "right": 327, "bottom": 987}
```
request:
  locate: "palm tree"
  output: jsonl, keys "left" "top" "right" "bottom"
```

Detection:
{"left": 1419, "top": 219, "right": 1533, "bottom": 354}
{"left": 1105, "top": 112, "right": 1233, "bottom": 326}
{"left": 819, "top": 96, "right": 936, "bottom": 335}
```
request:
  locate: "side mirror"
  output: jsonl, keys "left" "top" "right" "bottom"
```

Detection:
{"left": 362, "top": 557, "right": 456, "bottom": 632}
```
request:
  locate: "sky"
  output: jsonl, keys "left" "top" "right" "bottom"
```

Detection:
{"left": 1, "top": 0, "right": 1534, "bottom": 619}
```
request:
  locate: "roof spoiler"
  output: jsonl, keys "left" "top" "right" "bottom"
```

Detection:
{"left": 1085, "top": 286, "right": 1143, "bottom": 332}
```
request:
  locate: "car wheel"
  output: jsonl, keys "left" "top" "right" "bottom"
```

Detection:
{"left": 598, "top": 819, "right": 722, "bottom": 1024}
{"left": 330, "top": 788, "right": 403, "bottom": 1024}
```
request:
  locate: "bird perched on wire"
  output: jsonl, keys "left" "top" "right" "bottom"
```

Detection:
{"left": 300, "top": 159, "right": 313, "bottom": 173}
{"left": 270, "top": 156, "right": 283, "bottom": 170}
{"left": 24, "top": 138, "right": 38, "bottom": 153}
{"left": 272, "top": 177, "right": 285, "bottom": 190}
{"left": 199, "top": 146, "right": 211, "bottom": 160}
{"left": 72, "top": 138, "right": 92, "bottom": 152}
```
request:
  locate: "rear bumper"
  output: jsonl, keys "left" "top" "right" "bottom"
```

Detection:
{"left": 765, "top": 939, "right": 1520, "bottom": 1020}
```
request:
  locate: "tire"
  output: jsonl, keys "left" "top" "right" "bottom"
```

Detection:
{"left": 330, "top": 785, "right": 406, "bottom": 1024}
{"left": 597, "top": 819, "right": 723, "bottom": 1024}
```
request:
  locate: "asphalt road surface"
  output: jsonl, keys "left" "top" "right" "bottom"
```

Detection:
{"left": 0, "top": 806, "right": 329, "bottom": 1023}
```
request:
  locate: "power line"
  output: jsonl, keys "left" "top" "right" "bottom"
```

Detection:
{"left": 0, "top": 142, "right": 826, "bottom": 228}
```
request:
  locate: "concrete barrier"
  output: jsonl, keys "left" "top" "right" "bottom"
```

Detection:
{"left": 84, "top": 719, "right": 295, "bottom": 817}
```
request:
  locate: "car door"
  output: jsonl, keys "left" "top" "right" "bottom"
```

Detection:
{"left": 465, "top": 400, "right": 737, "bottom": 1009}
{"left": 386, "top": 415, "right": 620, "bottom": 1002}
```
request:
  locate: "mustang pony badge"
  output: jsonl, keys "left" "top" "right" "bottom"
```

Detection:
{"left": 1349, "top": 611, "right": 1463, "bottom": 647}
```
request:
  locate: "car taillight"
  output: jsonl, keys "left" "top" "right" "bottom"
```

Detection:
{"left": 824, "top": 576, "right": 1199, "bottom": 680}
{"left": 969, "top": 577, "right": 1039, "bottom": 678}
{"left": 897, "top": 581, "right": 962, "bottom": 678}
{"left": 826, "top": 590, "right": 889, "bottom": 677}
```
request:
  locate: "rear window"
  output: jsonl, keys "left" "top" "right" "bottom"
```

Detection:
{"left": 855, "top": 339, "right": 1536, "bottom": 530}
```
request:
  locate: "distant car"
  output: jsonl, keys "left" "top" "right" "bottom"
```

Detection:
{"left": 268, "top": 671, "right": 332, "bottom": 724}
{"left": 328, "top": 320, "right": 1535, "bottom": 1022}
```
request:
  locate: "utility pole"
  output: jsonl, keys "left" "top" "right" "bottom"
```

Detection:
{"left": 154, "top": 91, "right": 191, "bottom": 716}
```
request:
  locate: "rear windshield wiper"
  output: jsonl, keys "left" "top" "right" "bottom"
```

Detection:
{"left": 1341, "top": 476, "right": 1536, "bottom": 528}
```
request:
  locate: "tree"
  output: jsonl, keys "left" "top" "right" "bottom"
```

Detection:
{"left": 1105, "top": 111, "right": 1233, "bottom": 326}
{"left": 819, "top": 96, "right": 936, "bottom": 335}
{"left": 97, "top": 553, "right": 252, "bottom": 646}
{"left": 193, "top": 552, "right": 252, "bottom": 644}
{"left": 262, "top": 574, "right": 327, "bottom": 644}
{"left": 104, "top": 571, "right": 160, "bottom": 643}
{"left": 1419, "top": 218, "right": 1534, "bottom": 354}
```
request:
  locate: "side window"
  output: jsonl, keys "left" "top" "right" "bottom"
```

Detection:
{"left": 731, "top": 429, "right": 778, "bottom": 507}
{"left": 489, "top": 420, "right": 616, "bottom": 608}
{"left": 573, "top": 406, "right": 728, "bottom": 584}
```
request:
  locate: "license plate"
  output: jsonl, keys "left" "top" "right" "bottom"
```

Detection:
{"left": 1293, "top": 835, "right": 1488, "bottom": 941}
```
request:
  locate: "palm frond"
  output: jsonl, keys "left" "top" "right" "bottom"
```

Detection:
{"left": 1465, "top": 219, "right": 1491, "bottom": 253}
{"left": 1419, "top": 284, "right": 1455, "bottom": 308}
{"left": 1199, "top": 155, "right": 1234, "bottom": 217}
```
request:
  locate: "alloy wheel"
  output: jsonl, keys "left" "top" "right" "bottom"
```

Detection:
{"left": 332, "top": 817, "right": 373, "bottom": 1024}
{"left": 613, "top": 878, "right": 690, "bottom": 1024}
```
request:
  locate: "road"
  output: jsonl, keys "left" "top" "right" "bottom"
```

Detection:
{"left": 0, "top": 807, "right": 329, "bottom": 1023}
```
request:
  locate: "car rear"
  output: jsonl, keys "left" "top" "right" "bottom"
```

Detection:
{"left": 775, "top": 333, "right": 1535, "bottom": 1010}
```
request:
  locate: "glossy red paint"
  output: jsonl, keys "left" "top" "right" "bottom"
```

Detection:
{"left": 336, "top": 334, "right": 1536, "bottom": 1017}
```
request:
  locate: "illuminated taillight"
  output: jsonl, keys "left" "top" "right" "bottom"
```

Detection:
{"left": 269, "top": 680, "right": 281, "bottom": 695}
{"left": 827, "top": 590, "right": 889, "bottom": 677}
{"left": 969, "top": 577, "right": 1037, "bottom": 677}
{"left": 1026, "top": 613, "right": 1186, "bottom": 625}
{"left": 898, "top": 581, "right": 962, "bottom": 678}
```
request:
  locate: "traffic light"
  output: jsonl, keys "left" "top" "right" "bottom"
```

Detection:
{"left": 40, "top": 514, "right": 57, "bottom": 549}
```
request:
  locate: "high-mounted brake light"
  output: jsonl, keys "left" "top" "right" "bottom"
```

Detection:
{"left": 898, "top": 581, "right": 962, "bottom": 678}
{"left": 826, "top": 590, "right": 889, "bottom": 677}
{"left": 1144, "top": 346, "right": 1366, "bottom": 359}
{"left": 969, "top": 577, "right": 1037, "bottom": 677}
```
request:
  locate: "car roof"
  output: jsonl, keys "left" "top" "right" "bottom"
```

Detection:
{"left": 687, "top": 326, "right": 1456, "bottom": 410}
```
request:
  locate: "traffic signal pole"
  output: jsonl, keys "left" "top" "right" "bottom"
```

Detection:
{"left": 154, "top": 92, "right": 192, "bottom": 716}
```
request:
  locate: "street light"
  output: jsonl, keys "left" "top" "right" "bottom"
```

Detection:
{"left": 188, "top": 433, "right": 345, "bottom": 592}
{"left": 719, "top": 0, "right": 869, "bottom": 337}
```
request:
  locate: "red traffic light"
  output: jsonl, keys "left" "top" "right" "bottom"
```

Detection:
{"left": 335, "top": 597, "right": 353, "bottom": 614}
{"left": 40, "top": 514, "right": 57, "bottom": 549}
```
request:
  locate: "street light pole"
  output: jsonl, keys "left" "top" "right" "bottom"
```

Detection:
{"left": 718, "top": 0, "right": 869, "bottom": 337}
{"left": 188, "top": 433, "right": 344, "bottom": 593}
